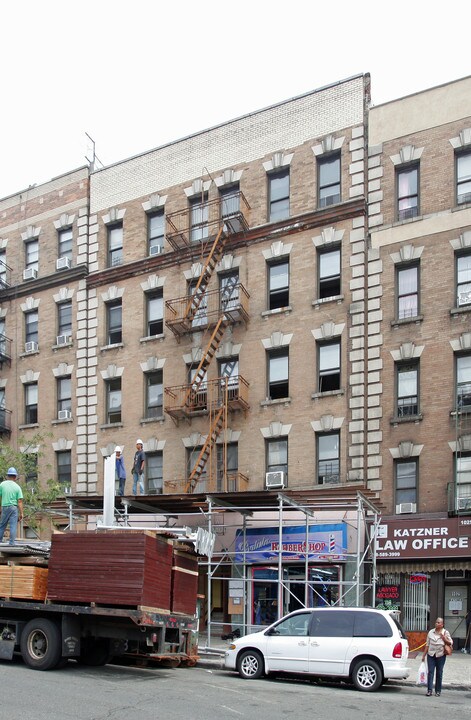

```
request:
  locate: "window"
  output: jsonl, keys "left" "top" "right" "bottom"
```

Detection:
{"left": 107, "top": 223, "right": 123, "bottom": 267}
{"left": 107, "top": 301, "right": 122, "bottom": 345}
{"left": 57, "top": 450, "right": 72, "bottom": 487}
{"left": 455, "top": 452, "right": 471, "bottom": 505}
{"left": 217, "top": 443, "right": 238, "bottom": 491}
{"left": 146, "top": 291, "right": 163, "bottom": 336}
{"left": 190, "top": 194, "right": 208, "bottom": 243}
{"left": 24, "top": 453, "right": 38, "bottom": 484}
{"left": 272, "top": 612, "right": 310, "bottom": 637}
{"left": 219, "top": 358, "right": 239, "bottom": 399}
{"left": 456, "top": 151, "right": 471, "bottom": 205}
{"left": 318, "top": 341, "right": 340, "bottom": 392}
{"left": 148, "top": 210, "right": 165, "bottom": 254}
{"left": 396, "top": 362, "right": 419, "bottom": 417}
{"left": 220, "top": 184, "right": 240, "bottom": 218}
{"left": 25, "top": 310, "right": 38, "bottom": 344}
{"left": 353, "top": 612, "right": 392, "bottom": 638}
{"left": 106, "top": 378, "right": 121, "bottom": 424}
{"left": 268, "top": 348, "right": 289, "bottom": 400}
{"left": 318, "top": 247, "right": 341, "bottom": 298}
{"left": 146, "top": 452, "right": 163, "bottom": 494}
{"left": 188, "top": 279, "right": 207, "bottom": 327}
{"left": 456, "top": 354, "right": 471, "bottom": 410}
{"left": 57, "top": 376, "right": 72, "bottom": 415}
{"left": 311, "top": 611, "right": 353, "bottom": 637}
{"left": 25, "top": 383, "right": 38, "bottom": 424}
{"left": 268, "top": 260, "right": 289, "bottom": 310}
{"left": 220, "top": 271, "right": 239, "bottom": 312}
{"left": 395, "top": 460, "right": 418, "bottom": 508}
{"left": 396, "top": 165, "right": 419, "bottom": 220}
{"left": 145, "top": 370, "right": 163, "bottom": 418}
{"left": 58, "top": 228, "right": 73, "bottom": 261}
{"left": 317, "top": 432, "right": 339, "bottom": 484}
{"left": 0, "top": 250, "right": 7, "bottom": 288}
{"left": 25, "top": 239, "right": 39, "bottom": 271}
{"left": 318, "top": 154, "right": 341, "bottom": 207}
{"left": 188, "top": 364, "right": 207, "bottom": 410}
{"left": 456, "top": 253, "right": 471, "bottom": 307}
{"left": 397, "top": 264, "right": 419, "bottom": 319}
{"left": 187, "top": 447, "right": 207, "bottom": 492}
{"left": 266, "top": 438, "right": 288, "bottom": 481}
{"left": 268, "top": 169, "right": 289, "bottom": 222}
{"left": 58, "top": 301, "right": 72, "bottom": 337}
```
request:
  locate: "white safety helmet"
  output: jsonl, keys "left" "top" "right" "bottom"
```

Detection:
{"left": 115, "top": 447, "right": 122, "bottom": 453}
{"left": 136, "top": 439, "right": 143, "bottom": 445}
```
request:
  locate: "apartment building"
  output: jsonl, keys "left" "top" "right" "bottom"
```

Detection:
{"left": 0, "top": 168, "right": 89, "bottom": 509}
{"left": 368, "top": 76, "right": 471, "bottom": 647}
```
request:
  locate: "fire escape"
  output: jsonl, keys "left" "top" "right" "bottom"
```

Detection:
{"left": 0, "top": 258, "right": 12, "bottom": 435}
{"left": 164, "top": 193, "right": 250, "bottom": 494}
{"left": 449, "top": 361, "right": 471, "bottom": 516}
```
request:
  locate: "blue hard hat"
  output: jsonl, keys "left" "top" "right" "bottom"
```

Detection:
{"left": 7, "top": 467, "right": 18, "bottom": 476}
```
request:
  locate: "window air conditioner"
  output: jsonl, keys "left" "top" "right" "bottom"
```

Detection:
{"left": 56, "top": 257, "right": 71, "bottom": 270}
{"left": 23, "top": 267, "right": 37, "bottom": 280}
{"left": 56, "top": 334, "right": 71, "bottom": 345}
{"left": 58, "top": 409, "right": 72, "bottom": 421}
{"left": 149, "top": 245, "right": 163, "bottom": 256}
{"left": 24, "top": 341, "right": 38, "bottom": 353}
{"left": 457, "top": 497, "right": 471, "bottom": 511}
{"left": 265, "top": 471, "right": 285, "bottom": 489}
{"left": 395, "top": 502, "right": 417, "bottom": 514}
{"left": 319, "top": 475, "right": 340, "bottom": 485}
{"left": 457, "top": 291, "right": 471, "bottom": 307}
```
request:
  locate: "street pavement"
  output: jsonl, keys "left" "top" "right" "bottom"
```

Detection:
{"left": 196, "top": 635, "right": 471, "bottom": 691}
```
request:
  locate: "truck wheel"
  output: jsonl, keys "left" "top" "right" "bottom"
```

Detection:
{"left": 237, "top": 649, "right": 264, "bottom": 679}
{"left": 351, "top": 659, "right": 382, "bottom": 692}
{"left": 79, "top": 639, "right": 112, "bottom": 666}
{"left": 20, "top": 618, "right": 62, "bottom": 671}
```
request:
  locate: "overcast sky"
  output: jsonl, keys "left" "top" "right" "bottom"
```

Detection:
{"left": 1, "top": 0, "right": 469, "bottom": 200}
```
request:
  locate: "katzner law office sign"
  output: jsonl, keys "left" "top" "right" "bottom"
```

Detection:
{"left": 376, "top": 517, "right": 471, "bottom": 560}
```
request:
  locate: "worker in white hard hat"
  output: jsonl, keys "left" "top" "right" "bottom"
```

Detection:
{"left": 0, "top": 467, "right": 24, "bottom": 545}
{"left": 115, "top": 447, "right": 126, "bottom": 496}
{"left": 131, "top": 440, "right": 145, "bottom": 495}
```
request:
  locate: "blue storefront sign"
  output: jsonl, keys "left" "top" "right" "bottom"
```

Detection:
{"left": 235, "top": 523, "right": 347, "bottom": 563}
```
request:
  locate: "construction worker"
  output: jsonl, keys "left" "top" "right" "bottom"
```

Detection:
{"left": 0, "top": 467, "right": 24, "bottom": 545}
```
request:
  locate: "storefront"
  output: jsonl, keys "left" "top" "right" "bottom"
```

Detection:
{"left": 376, "top": 516, "right": 471, "bottom": 650}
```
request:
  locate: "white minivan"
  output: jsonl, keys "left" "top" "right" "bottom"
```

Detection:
{"left": 224, "top": 607, "right": 410, "bottom": 691}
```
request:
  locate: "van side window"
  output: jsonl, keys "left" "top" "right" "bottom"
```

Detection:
{"left": 271, "top": 612, "right": 310, "bottom": 636}
{"left": 353, "top": 612, "right": 392, "bottom": 637}
{"left": 310, "top": 611, "right": 354, "bottom": 637}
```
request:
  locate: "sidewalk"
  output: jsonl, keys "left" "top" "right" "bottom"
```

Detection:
{"left": 197, "top": 635, "right": 471, "bottom": 690}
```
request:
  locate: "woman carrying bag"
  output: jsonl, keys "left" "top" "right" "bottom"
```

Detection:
{"left": 421, "top": 617, "right": 453, "bottom": 696}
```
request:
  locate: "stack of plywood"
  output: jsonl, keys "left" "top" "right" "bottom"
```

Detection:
{"left": 0, "top": 565, "right": 48, "bottom": 601}
{"left": 47, "top": 531, "right": 173, "bottom": 609}
{"left": 171, "top": 548, "right": 198, "bottom": 615}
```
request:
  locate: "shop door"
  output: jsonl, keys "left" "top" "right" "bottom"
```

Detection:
{"left": 444, "top": 584, "right": 468, "bottom": 647}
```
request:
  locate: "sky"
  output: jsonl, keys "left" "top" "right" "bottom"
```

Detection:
{"left": 1, "top": 0, "right": 470, "bottom": 200}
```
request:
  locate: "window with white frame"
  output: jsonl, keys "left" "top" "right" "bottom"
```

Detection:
{"left": 455, "top": 452, "right": 471, "bottom": 508}
{"left": 397, "top": 264, "right": 419, "bottom": 320}
{"left": 58, "top": 227, "right": 73, "bottom": 261}
{"left": 146, "top": 452, "right": 163, "bottom": 494}
{"left": 57, "top": 376, "right": 72, "bottom": 416}
{"left": 267, "top": 348, "right": 289, "bottom": 400}
{"left": 220, "top": 184, "right": 240, "bottom": 218}
{"left": 57, "top": 450, "right": 72, "bottom": 487}
{"left": 318, "top": 340, "right": 340, "bottom": 393}
{"left": 318, "top": 247, "right": 341, "bottom": 299}
{"left": 107, "top": 223, "right": 123, "bottom": 267}
{"left": 107, "top": 301, "right": 122, "bottom": 345}
{"left": 456, "top": 151, "right": 471, "bottom": 205}
{"left": 217, "top": 442, "right": 238, "bottom": 491}
{"left": 396, "top": 362, "right": 419, "bottom": 417}
{"left": 268, "top": 260, "right": 289, "bottom": 310}
{"left": 188, "top": 279, "right": 207, "bottom": 327}
{"left": 317, "top": 153, "right": 341, "bottom": 207}
{"left": 145, "top": 370, "right": 163, "bottom": 419}
{"left": 0, "top": 250, "right": 7, "bottom": 288}
{"left": 187, "top": 447, "right": 207, "bottom": 492}
{"left": 220, "top": 271, "right": 239, "bottom": 312}
{"left": 25, "top": 383, "right": 38, "bottom": 424}
{"left": 25, "top": 239, "right": 39, "bottom": 271}
{"left": 317, "top": 432, "right": 339, "bottom": 484}
{"left": 146, "top": 291, "right": 163, "bottom": 336}
{"left": 148, "top": 210, "right": 165, "bottom": 254}
{"left": 25, "top": 310, "right": 38, "bottom": 345}
{"left": 266, "top": 438, "right": 288, "bottom": 482}
{"left": 395, "top": 460, "right": 418, "bottom": 508}
{"left": 456, "top": 354, "right": 471, "bottom": 411}
{"left": 189, "top": 194, "right": 208, "bottom": 243}
{"left": 268, "top": 169, "right": 290, "bottom": 222}
{"left": 396, "top": 165, "right": 419, "bottom": 220}
{"left": 456, "top": 253, "right": 471, "bottom": 307}
{"left": 24, "top": 452, "right": 38, "bottom": 483}
{"left": 57, "top": 301, "right": 72, "bottom": 338}
{"left": 106, "top": 378, "right": 122, "bottom": 424}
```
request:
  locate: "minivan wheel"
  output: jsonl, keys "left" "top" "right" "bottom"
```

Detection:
{"left": 237, "top": 649, "right": 264, "bottom": 679}
{"left": 351, "top": 659, "right": 382, "bottom": 692}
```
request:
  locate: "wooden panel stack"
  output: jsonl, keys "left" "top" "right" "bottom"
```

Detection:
{"left": 0, "top": 566, "right": 48, "bottom": 601}
{"left": 47, "top": 531, "right": 173, "bottom": 608}
{"left": 171, "top": 548, "right": 198, "bottom": 615}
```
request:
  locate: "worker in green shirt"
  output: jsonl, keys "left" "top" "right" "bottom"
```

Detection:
{"left": 0, "top": 467, "right": 24, "bottom": 545}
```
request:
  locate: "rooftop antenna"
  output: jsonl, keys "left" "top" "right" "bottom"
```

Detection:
{"left": 85, "top": 132, "right": 104, "bottom": 171}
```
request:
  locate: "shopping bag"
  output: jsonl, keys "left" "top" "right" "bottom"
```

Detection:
{"left": 416, "top": 661, "right": 428, "bottom": 685}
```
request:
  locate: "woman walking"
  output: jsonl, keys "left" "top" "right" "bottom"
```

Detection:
{"left": 421, "top": 617, "right": 453, "bottom": 696}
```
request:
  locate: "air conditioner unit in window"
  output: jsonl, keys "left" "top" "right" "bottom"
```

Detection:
{"left": 58, "top": 409, "right": 72, "bottom": 421}
{"left": 319, "top": 475, "right": 340, "bottom": 485}
{"left": 24, "top": 341, "right": 38, "bottom": 353}
{"left": 265, "top": 471, "right": 285, "bottom": 489}
{"left": 56, "top": 256, "right": 71, "bottom": 270}
{"left": 458, "top": 291, "right": 471, "bottom": 306}
{"left": 457, "top": 497, "right": 471, "bottom": 511}
{"left": 149, "top": 245, "right": 163, "bottom": 256}
{"left": 23, "top": 267, "right": 37, "bottom": 280}
{"left": 395, "top": 502, "right": 417, "bottom": 514}
{"left": 56, "top": 334, "right": 71, "bottom": 345}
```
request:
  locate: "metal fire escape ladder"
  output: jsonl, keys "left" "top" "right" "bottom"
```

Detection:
{"left": 185, "top": 388, "right": 227, "bottom": 494}
{"left": 184, "top": 315, "right": 228, "bottom": 409}
{"left": 183, "top": 225, "right": 227, "bottom": 325}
